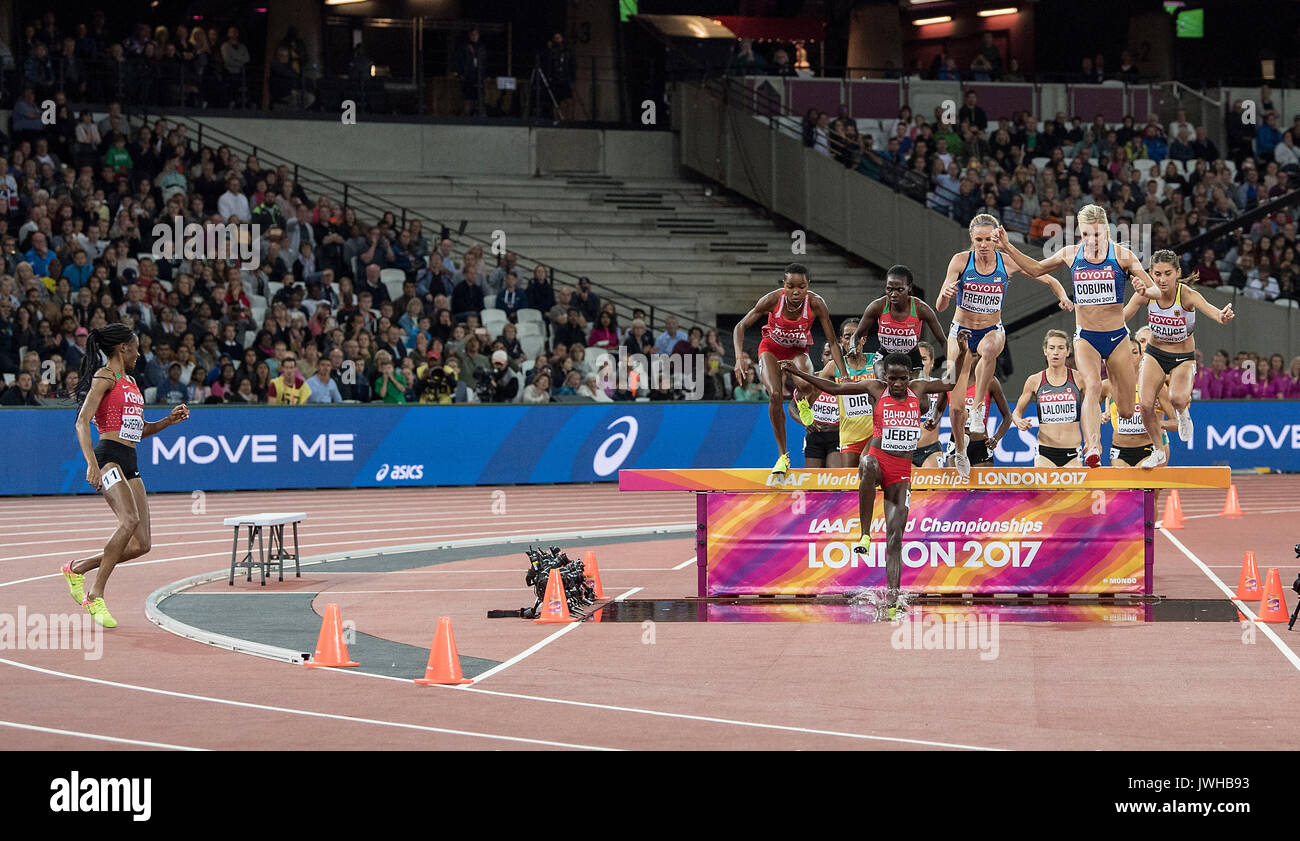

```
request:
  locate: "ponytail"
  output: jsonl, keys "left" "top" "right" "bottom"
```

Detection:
{"left": 76, "top": 323, "right": 134, "bottom": 405}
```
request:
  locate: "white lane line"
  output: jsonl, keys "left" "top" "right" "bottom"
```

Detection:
{"left": 0, "top": 719, "right": 207, "bottom": 751}
{"left": 463, "top": 586, "right": 645, "bottom": 688}
{"left": 317, "top": 587, "right": 997, "bottom": 750}
{"left": 0, "top": 519, "right": 693, "bottom": 562}
{"left": 0, "top": 502, "right": 693, "bottom": 535}
{"left": 672, "top": 555, "right": 698, "bottom": 571}
{"left": 0, "top": 657, "right": 617, "bottom": 751}
{"left": 1160, "top": 528, "right": 1300, "bottom": 674}
{"left": 467, "top": 590, "right": 644, "bottom": 686}
{"left": 454, "top": 685, "right": 1006, "bottom": 751}
{"left": 1180, "top": 507, "right": 1300, "bottom": 521}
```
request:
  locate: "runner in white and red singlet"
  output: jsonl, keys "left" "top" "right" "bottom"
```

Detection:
{"left": 1122, "top": 249, "right": 1234, "bottom": 467}
{"left": 850, "top": 264, "right": 946, "bottom": 373}
{"left": 63, "top": 324, "right": 189, "bottom": 628}
{"left": 734, "top": 263, "right": 846, "bottom": 475}
{"left": 783, "top": 337, "right": 970, "bottom": 610}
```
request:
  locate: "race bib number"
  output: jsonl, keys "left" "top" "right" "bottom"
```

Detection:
{"left": 843, "top": 392, "right": 873, "bottom": 418}
{"left": 1072, "top": 270, "right": 1119, "bottom": 306}
{"left": 101, "top": 466, "right": 124, "bottom": 490}
{"left": 1038, "top": 393, "right": 1078, "bottom": 424}
{"left": 880, "top": 425, "right": 920, "bottom": 453}
{"left": 1116, "top": 411, "right": 1146, "bottom": 437}
{"left": 959, "top": 281, "right": 1004, "bottom": 314}
{"left": 119, "top": 412, "right": 144, "bottom": 443}
{"left": 812, "top": 393, "right": 838, "bottom": 425}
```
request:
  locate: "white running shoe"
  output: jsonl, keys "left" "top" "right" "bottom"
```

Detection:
{"left": 1177, "top": 409, "right": 1193, "bottom": 443}
{"left": 1138, "top": 449, "right": 1168, "bottom": 470}
{"left": 968, "top": 402, "right": 986, "bottom": 434}
{"left": 952, "top": 450, "right": 971, "bottom": 479}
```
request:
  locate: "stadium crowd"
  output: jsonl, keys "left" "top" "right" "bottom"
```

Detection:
{"left": 805, "top": 85, "right": 1300, "bottom": 307}
{"left": 0, "top": 99, "right": 744, "bottom": 406}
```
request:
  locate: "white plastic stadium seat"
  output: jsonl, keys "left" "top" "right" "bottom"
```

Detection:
{"left": 251, "top": 305, "right": 267, "bottom": 325}
{"left": 520, "top": 360, "right": 535, "bottom": 376}
{"left": 248, "top": 293, "right": 267, "bottom": 309}
{"left": 480, "top": 309, "right": 508, "bottom": 337}
{"left": 2, "top": 373, "right": 13, "bottom": 386}
{"left": 1031, "top": 157, "right": 1050, "bottom": 170}
{"left": 156, "top": 278, "right": 173, "bottom": 292}
{"left": 1133, "top": 160, "right": 1157, "bottom": 179}
{"left": 1224, "top": 160, "right": 1237, "bottom": 177}
{"left": 1275, "top": 298, "right": 1297, "bottom": 309}
{"left": 379, "top": 268, "right": 406, "bottom": 302}
{"left": 144, "top": 386, "right": 157, "bottom": 403}
{"left": 519, "top": 333, "right": 545, "bottom": 360}
{"left": 516, "top": 308, "right": 544, "bottom": 329}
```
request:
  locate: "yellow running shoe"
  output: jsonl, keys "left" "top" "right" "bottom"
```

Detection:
{"left": 852, "top": 534, "right": 871, "bottom": 555}
{"left": 61, "top": 561, "right": 85, "bottom": 605}
{"left": 795, "top": 397, "right": 814, "bottom": 426}
{"left": 83, "top": 597, "right": 117, "bottom": 629}
{"left": 771, "top": 452, "right": 790, "bottom": 475}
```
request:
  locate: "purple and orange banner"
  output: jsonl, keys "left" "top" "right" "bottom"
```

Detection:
{"left": 706, "top": 489, "right": 1146, "bottom": 595}
{"left": 619, "top": 467, "right": 1230, "bottom": 492}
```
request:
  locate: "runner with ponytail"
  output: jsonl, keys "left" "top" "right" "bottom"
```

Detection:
{"left": 62, "top": 324, "right": 189, "bottom": 628}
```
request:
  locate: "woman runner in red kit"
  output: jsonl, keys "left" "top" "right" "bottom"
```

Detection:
{"left": 784, "top": 333, "right": 970, "bottom": 609}
{"left": 61, "top": 324, "right": 189, "bottom": 628}
{"left": 733, "top": 263, "right": 846, "bottom": 475}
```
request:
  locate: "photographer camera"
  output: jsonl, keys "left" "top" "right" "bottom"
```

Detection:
{"left": 475, "top": 349, "right": 519, "bottom": 403}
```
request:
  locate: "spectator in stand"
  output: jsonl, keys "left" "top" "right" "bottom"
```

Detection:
{"left": 495, "top": 273, "right": 528, "bottom": 322}
{"left": 220, "top": 26, "right": 251, "bottom": 106}
{"left": 654, "top": 316, "right": 687, "bottom": 355}
{"left": 522, "top": 370, "right": 551, "bottom": 404}
{"left": 451, "top": 264, "right": 485, "bottom": 321}
{"left": 157, "top": 362, "right": 189, "bottom": 403}
{"left": 553, "top": 307, "right": 588, "bottom": 349}
{"left": 958, "top": 91, "right": 987, "bottom": 132}
{"left": 1257, "top": 112, "right": 1283, "bottom": 162}
{"left": 587, "top": 310, "right": 619, "bottom": 351}
{"left": 371, "top": 349, "right": 407, "bottom": 404}
{"left": 267, "top": 353, "right": 309, "bottom": 404}
{"left": 1273, "top": 130, "right": 1299, "bottom": 171}
{"left": 1193, "top": 249, "right": 1222, "bottom": 288}
{"left": 301, "top": 357, "right": 340, "bottom": 403}
{"left": 1286, "top": 357, "right": 1300, "bottom": 399}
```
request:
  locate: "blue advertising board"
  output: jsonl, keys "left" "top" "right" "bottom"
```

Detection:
{"left": 1, "top": 400, "right": 1297, "bottom": 495}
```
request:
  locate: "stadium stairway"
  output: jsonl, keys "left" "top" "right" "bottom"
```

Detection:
{"left": 336, "top": 169, "right": 882, "bottom": 323}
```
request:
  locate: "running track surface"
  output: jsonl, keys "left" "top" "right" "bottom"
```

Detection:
{"left": 2, "top": 478, "right": 1299, "bottom": 751}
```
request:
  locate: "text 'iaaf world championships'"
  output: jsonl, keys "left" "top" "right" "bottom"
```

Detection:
{"left": 807, "top": 516, "right": 1045, "bottom": 536}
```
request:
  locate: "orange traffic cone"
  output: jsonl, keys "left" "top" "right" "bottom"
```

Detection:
{"left": 1169, "top": 488, "right": 1183, "bottom": 519}
{"left": 414, "top": 616, "right": 472, "bottom": 685}
{"left": 583, "top": 550, "right": 608, "bottom": 600}
{"left": 1161, "top": 493, "right": 1183, "bottom": 530}
{"left": 304, "top": 603, "right": 359, "bottom": 668}
{"left": 534, "top": 568, "right": 577, "bottom": 624}
{"left": 1235, "top": 552, "right": 1261, "bottom": 601}
{"left": 1221, "top": 484, "right": 1244, "bottom": 517}
{"left": 1255, "top": 568, "right": 1290, "bottom": 623}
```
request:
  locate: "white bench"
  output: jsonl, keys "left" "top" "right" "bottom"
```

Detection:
{"left": 223, "top": 512, "right": 306, "bottom": 585}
